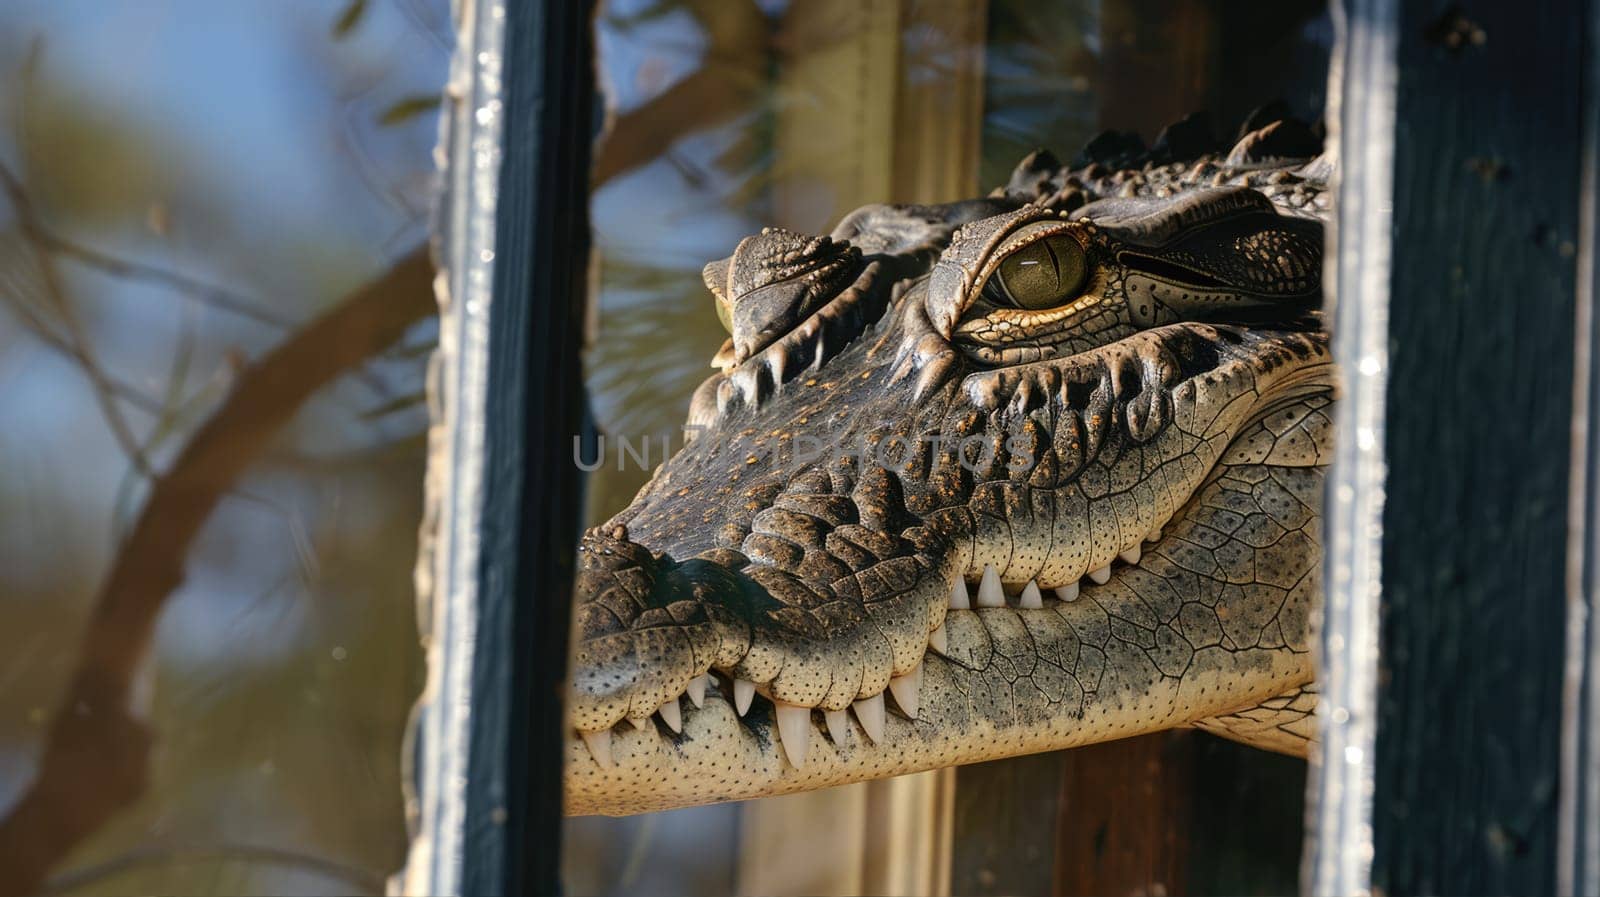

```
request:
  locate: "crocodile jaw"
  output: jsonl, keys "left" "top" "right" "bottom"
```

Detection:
{"left": 565, "top": 562, "right": 1317, "bottom": 816}
{"left": 564, "top": 328, "right": 1332, "bottom": 816}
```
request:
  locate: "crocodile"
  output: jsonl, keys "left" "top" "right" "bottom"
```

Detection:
{"left": 566, "top": 113, "right": 1334, "bottom": 816}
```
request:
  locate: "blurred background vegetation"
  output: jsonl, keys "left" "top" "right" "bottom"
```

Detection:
{"left": 0, "top": 0, "right": 1328, "bottom": 894}
{"left": 0, "top": 1, "right": 441, "bottom": 892}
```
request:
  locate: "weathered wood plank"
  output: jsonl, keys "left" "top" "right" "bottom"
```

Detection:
{"left": 1305, "top": 2, "right": 1395, "bottom": 893}
{"left": 955, "top": 734, "right": 1306, "bottom": 896}
{"left": 1560, "top": 3, "right": 1600, "bottom": 891}
{"left": 950, "top": 751, "right": 1065, "bottom": 896}
{"left": 1053, "top": 733, "right": 1191, "bottom": 897}
{"left": 1371, "top": 2, "right": 1584, "bottom": 893}
{"left": 460, "top": 0, "right": 597, "bottom": 893}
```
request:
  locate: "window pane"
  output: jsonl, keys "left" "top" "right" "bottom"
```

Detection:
{"left": 0, "top": 2, "right": 444, "bottom": 893}
{"left": 573, "top": 2, "right": 1329, "bottom": 895}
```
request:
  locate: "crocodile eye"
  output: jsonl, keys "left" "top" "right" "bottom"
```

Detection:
{"left": 714, "top": 295, "right": 734, "bottom": 334}
{"left": 984, "top": 234, "right": 1089, "bottom": 310}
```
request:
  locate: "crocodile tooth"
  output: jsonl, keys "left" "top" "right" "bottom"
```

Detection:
{"left": 1146, "top": 528, "right": 1163, "bottom": 543}
{"left": 888, "top": 663, "right": 923, "bottom": 719}
{"left": 580, "top": 729, "right": 613, "bottom": 768}
{"left": 686, "top": 674, "right": 707, "bottom": 708}
{"left": 1087, "top": 565, "right": 1112, "bottom": 585}
{"left": 658, "top": 698, "right": 682, "bottom": 733}
{"left": 627, "top": 716, "right": 648, "bottom": 730}
{"left": 1019, "top": 580, "right": 1044, "bottom": 609}
{"left": 768, "top": 347, "right": 786, "bottom": 387}
{"left": 928, "top": 622, "right": 948, "bottom": 655}
{"left": 977, "top": 564, "right": 1006, "bottom": 607}
{"left": 774, "top": 701, "right": 810, "bottom": 767}
{"left": 1119, "top": 544, "right": 1142, "bottom": 565}
{"left": 1055, "top": 581, "right": 1080, "bottom": 602}
{"left": 852, "top": 693, "right": 886, "bottom": 743}
{"left": 734, "top": 679, "right": 756, "bottom": 716}
{"left": 948, "top": 576, "right": 970, "bottom": 610}
{"left": 824, "top": 708, "right": 851, "bottom": 744}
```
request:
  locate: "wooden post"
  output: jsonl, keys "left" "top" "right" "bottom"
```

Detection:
{"left": 464, "top": 1, "right": 596, "bottom": 892}
{"left": 950, "top": 751, "right": 1068, "bottom": 896}
{"left": 954, "top": 738, "right": 1190, "bottom": 897}
{"left": 1562, "top": 4, "right": 1600, "bottom": 892}
{"left": 1304, "top": 1, "right": 1394, "bottom": 894}
{"left": 954, "top": 731, "right": 1305, "bottom": 897}
{"left": 405, "top": 0, "right": 595, "bottom": 894}
{"left": 1372, "top": 1, "right": 1582, "bottom": 891}
{"left": 1053, "top": 734, "right": 1192, "bottom": 897}
{"left": 1315, "top": 1, "right": 1590, "bottom": 894}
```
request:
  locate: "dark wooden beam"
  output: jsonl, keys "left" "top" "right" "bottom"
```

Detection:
{"left": 951, "top": 751, "right": 1066, "bottom": 896}
{"left": 952, "top": 733, "right": 1194, "bottom": 897}
{"left": 461, "top": 0, "right": 596, "bottom": 894}
{"left": 1561, "top": 2, "right": 1600, "bottom": 890}
{"left": 954, "top": 733, "right": 1307, "bottom": 897}
{"left": 1306, "top": 2, "right": 1394, "bottom": 892}
{"left": 1369, "top": 1, "right": 1585, "bottom": 893}
{"left": 1052, "top": 733, "right": 1192, "bottom": 897}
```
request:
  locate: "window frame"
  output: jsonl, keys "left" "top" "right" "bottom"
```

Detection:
{"left": 404, "top": 0, "right": 594, "bottom": 894}
{"left": 406, "top": 0, "right": 1600, "bottom": 893}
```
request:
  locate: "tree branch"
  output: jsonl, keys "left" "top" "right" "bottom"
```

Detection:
{"left": 0, "top": 246, "right": 435, "bottom": 897}
{"left": 590, "top": 0, "right": 771, "bottom": 188}
{"left": 0, "top": 162, "right": 157, "bottom": 476}
{"left": 0, "top": 277, "right": 166, "bottom": 416}
{"left": 28, "top": 227, "right": 295, "bottom": 330}
{"left": 592, "top": 64, "right": 765, "bottom": 187}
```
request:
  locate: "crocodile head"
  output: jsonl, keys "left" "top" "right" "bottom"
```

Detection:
{"left": 566, "top": 124, "right": 1334, "bottom": 815}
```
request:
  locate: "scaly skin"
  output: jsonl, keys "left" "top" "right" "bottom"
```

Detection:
{"left": 566, "top": 117, "right": 1333, "bottom": 816}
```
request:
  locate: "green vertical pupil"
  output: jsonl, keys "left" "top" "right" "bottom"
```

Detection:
{"left": 992, "top": 234, "right": 1088, "bottom": 309}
